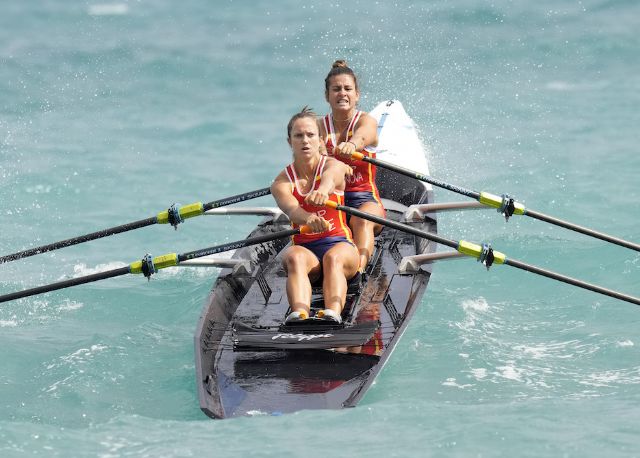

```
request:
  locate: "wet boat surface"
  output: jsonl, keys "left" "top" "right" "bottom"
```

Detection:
{"left": 194, "top": 101, "right": 437, "bottom": 419}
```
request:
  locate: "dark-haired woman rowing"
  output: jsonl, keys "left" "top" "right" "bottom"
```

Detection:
{"left": 320, "top": 60, "right": 386, "bottom": 271}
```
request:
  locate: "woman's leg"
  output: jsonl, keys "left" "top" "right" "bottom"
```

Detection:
{"left": 282, "top": 246, "right": 321, "bottom": 316}
{"left": 349, "top": 201, "right": 385, "bottom": 270}
{"left": 321, "top": 242, "right": 360, "bottom": 315}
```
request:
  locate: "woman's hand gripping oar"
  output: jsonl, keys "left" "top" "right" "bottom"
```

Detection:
{"left": 0, "top": 226, "right": 312, "bottom": 304}
{"left": 0, "top": 187, "right": 272, "bottom": 264}
{"left": 351, "top": 152, "right": 640, "bottom": 253}
{"left": 325, "top": 200, "right": 640, "bottom": 307}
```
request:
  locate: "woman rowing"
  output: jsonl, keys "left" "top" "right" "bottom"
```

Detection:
{"left": 320, "top": 60, "right": 385, "bottom": 271}
{"left": 271, "top": 107, "right": 360, "bottom": 324}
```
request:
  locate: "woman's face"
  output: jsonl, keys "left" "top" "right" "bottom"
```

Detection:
{"left": 325, "top": 74, "right": 359, "bottom": 112}
{"left": 288, "top": 117, "right": 320, "bottom": 160}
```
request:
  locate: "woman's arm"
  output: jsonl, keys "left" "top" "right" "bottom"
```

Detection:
{"left": 334, "top": 113, "right": 378, "bottom": 157}
{"left": 304, "top": 158, "right": 352, "bottom": 207}
{"left": 317, "top": 118, "right": 328, "bottom": 156}
{"left": 271, "top": 172, "right": 328, "bottom": 233}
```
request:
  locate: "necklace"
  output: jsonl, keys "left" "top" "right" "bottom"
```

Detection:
{"left": 332, "top": 111, "right": 355, "bottom": 123}
{"left": 332, "top": 112, "right": 356, "bottom": 140}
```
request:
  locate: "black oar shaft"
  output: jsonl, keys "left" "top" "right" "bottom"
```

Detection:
{"left": 0, "top": 227, "right": 299, "bottom": 304}
{"left": 358, "top": 154, "right": 639, "bottom": 253}
{"left": 1, "top": 187, "right": 272, "bottom": 264}
{"left": 0, "top": 217, "right": 157, "bottom": 264}
{"left": 179, "top": 228, "right": 298, "bottom": 261}
{"left": 524, "top": 209, "right": 640, "bottom": 252}
{"left": 335, "top": 203, "right": 458, "bottom": 250}
{"left": 0, "top": 266, "right": 131, "bottom": 303}
{"left": 203, "top": 187, "right": 271, "bottom": 211}
{"left": 505, "top": 258, "right": 640, "bottom": 306}
{"left": 360, "top": 155, "right": 480, "bottom": 200}
{"left": 331, "top": 202, "right": 640, "bottom": 307}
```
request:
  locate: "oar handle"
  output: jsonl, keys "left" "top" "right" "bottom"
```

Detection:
{"left": 350, "top": 152, "right": 480, "bottom": 200}
{"left": 324, "top": 200, "right": 458, "bottom": 250}
{"left": 179, "top": 226, "right": 307, "bottom": 262}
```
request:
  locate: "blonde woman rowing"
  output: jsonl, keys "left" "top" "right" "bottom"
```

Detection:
{"left": 271, "top": 107, "right": 360, "bottom": 324}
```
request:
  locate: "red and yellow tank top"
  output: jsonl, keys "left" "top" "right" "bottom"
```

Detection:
{"left": 284, "top": 155, "right": 353, "bottom": 245}
{"left": 323, "top": 111, "right": 382, "bottom": 198}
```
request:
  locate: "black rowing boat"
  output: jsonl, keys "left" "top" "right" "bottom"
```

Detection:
{"left": 194, "top": 100, "right": 437, "bottom": 419}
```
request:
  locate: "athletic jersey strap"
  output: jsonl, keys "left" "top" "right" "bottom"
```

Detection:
{"left": 284, "top": 157, "right": 352, "bottom": 244}
{"left": 285, "top": 155, "right": 325, "bottom": 197}
{"left": 322, "top": 110, "right": 382, "bottom": 196}
{"left": 324, "top": 110, "right": 362, "bottom": 155}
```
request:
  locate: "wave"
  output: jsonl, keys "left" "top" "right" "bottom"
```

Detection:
{"left": 65, "top": 262, "right": 128, "bottom": 279}
{"left": 545, "top": 80, "right": 610, "bottom": 92}
{"left": 87, "top": 4, "right": 129, "bottom": 16}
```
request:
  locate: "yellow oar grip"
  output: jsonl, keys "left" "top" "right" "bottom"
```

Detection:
{"left": 457, "top": 240, "right": 506, "bottom": 264}
{"left": 351, "top": 152, "right": 365, "bottom": 161}
{"left": 324, "top": 200, "right": 338, "bottom": 210}
{"left": 478, "top": 192, "right": 525, "bottom": 215}
{"left": 129, "top": 253, "right": 179, "bottom": 273}
{"left": 156, "top": 202, "right": 204, "bottom": 224}
{"left": 299, "top": 225, "right": 313, "bottom": 234}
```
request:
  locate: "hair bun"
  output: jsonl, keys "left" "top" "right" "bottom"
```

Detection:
{"left": 325, "top": 59, "right": 358, "bottom": 91}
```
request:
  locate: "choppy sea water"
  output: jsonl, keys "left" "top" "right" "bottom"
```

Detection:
{"left": 1, "top": 1, "right": 639, "bottom": 456}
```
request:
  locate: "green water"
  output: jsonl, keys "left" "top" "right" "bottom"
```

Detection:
{"left": 1, "top": 1, "right": 639, "bottom": 456}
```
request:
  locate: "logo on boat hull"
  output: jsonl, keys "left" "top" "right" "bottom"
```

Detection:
{"left": 272, "top": 333, "right": 334, "bottom": 342}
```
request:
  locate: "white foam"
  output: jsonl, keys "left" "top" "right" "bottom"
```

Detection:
{"left": 0, "top": 319, "right": 18, "bottom": 327}
{"left": 63, "top": 344, "right": 109, "bottom": 362}
{"left": 87, "top": 4, "right": 129, "bottom": 16}
{"left": 25, "top": 184, "right": 52, "bottom": 194}
{"left": 617, "top": 340, "right": 634, "bottom": 347}
{"left": 545, "top": 80, "right": 609, "bottom": 92}
{"left": 442, "top": 377, "right": 472, "bottom": 389}
{"left": 68, "top": 258, "right": 226, "bottom": 282}
{"left": 470, "top": 368, "right": 488, "bottom": 380}
{"left": 67, "top": 262, "right": 127, "bottom": 279}
{"left": 512, "top": 344, "right": 549, "bottom": 360}
{"left": 580, "top": 372, "right": 619, "bottom": 387}
{"left": 58, "top": 299, "right": 84, "bottom": 311}
{"left": 545, "top": 81, "right": 575, "bottom": 91}
{"left": 496, "top": 364, "right": 522, "bottom": 381}
{"left": 453, "top": 297, "right": 492, "bottom": 333}
{"left": 161, "top": 265, "right": 223, "bottom": 279}
{"left": 461, "top": 297, "right": 489, "bottom": 313}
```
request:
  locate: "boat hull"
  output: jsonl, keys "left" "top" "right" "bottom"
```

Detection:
{"left": 194, "top": 101, "right": 437, "bottom": 418}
